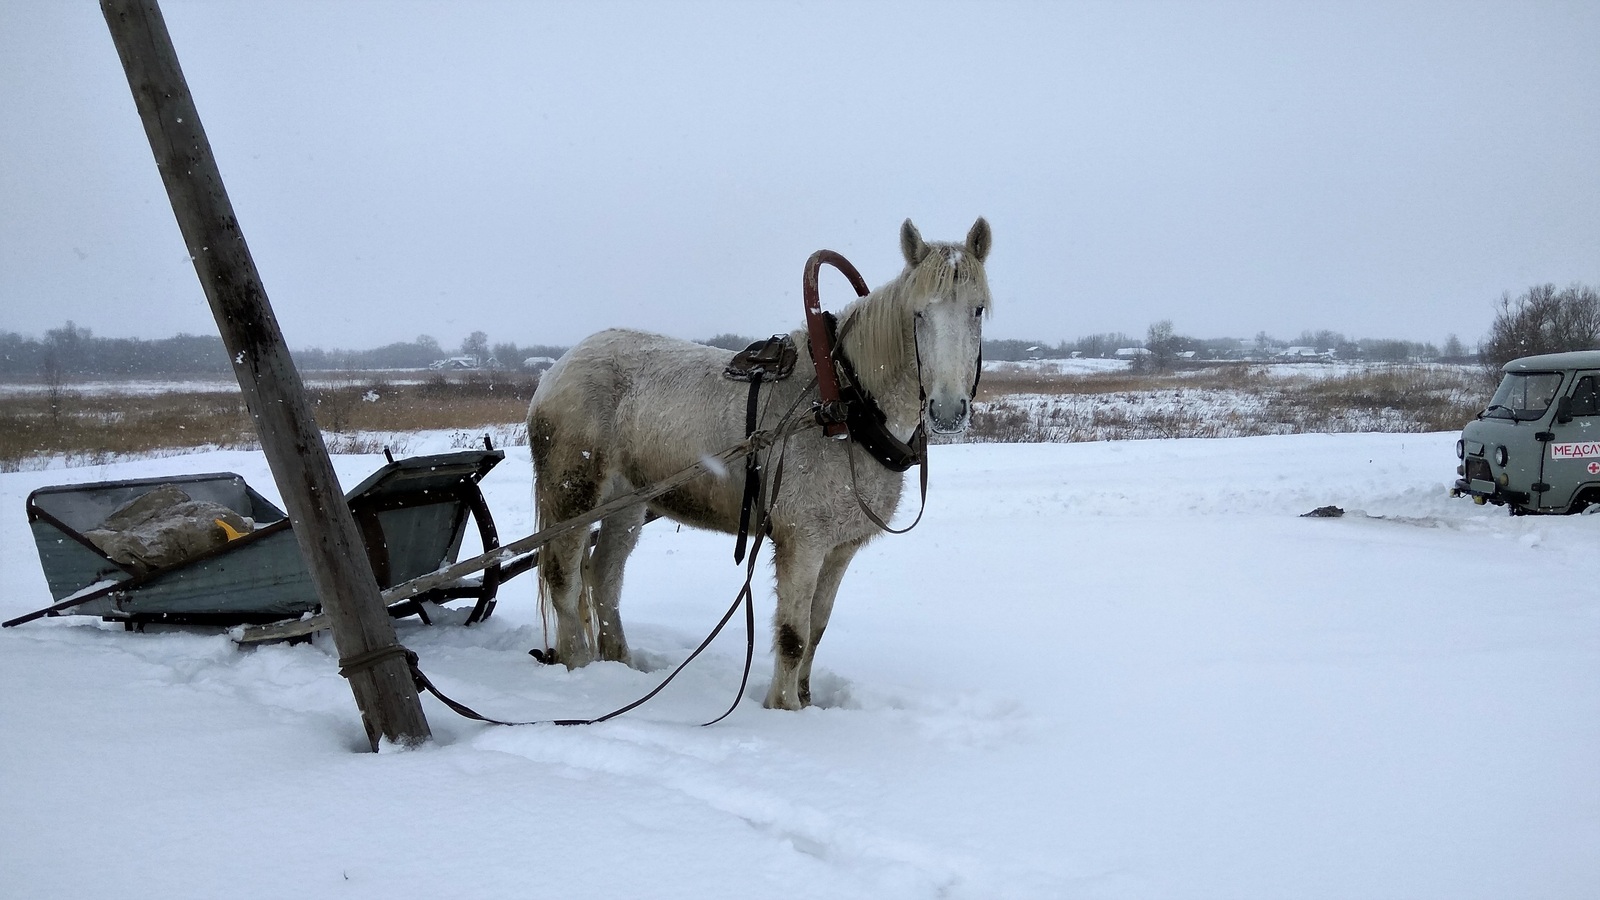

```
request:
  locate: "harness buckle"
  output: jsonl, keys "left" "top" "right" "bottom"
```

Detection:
{"left": 811, "top": 399, "right": 851, "bottom": 436}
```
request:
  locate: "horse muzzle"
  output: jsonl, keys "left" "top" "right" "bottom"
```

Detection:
{"left": 926, "top": 396, "right": 971, "bottom": 434}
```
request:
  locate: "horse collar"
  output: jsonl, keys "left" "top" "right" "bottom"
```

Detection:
{"left": 818, "top": 312, "right": 926, "bottom": 474}
{"left": 799, "top": 248, "right": 925, "bottom": 473}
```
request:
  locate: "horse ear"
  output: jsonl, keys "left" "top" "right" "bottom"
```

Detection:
{"left": 900, "top": 219, "right": 930, "bottom": 267}
{"left": 966, "top": 217, "right": 992, "bottom": 263}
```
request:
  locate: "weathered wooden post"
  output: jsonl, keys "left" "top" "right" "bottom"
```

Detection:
{"left": 100, "top": 0, "right": 431, "bottom": 750}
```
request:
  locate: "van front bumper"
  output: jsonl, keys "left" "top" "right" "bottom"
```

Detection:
{"left": 1451, "top": 478, "right": 1530, "bottom": 509}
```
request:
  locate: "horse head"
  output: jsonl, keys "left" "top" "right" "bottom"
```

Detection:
{"left": 900, "top": 217, "right": 992, "bottom": 434}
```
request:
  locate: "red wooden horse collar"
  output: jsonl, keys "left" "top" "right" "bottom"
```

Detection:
{"left": 802, "top": 249, "right": 868, "bottom": 439}
{"left": 801, "top": 250, "right": 926, "bottom": 474}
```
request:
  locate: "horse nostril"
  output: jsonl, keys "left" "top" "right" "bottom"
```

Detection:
{"left": 928, "top": 397, "right": 970, "bottom": 427}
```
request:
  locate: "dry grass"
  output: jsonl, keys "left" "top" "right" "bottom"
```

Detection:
{"left": 962, "top": 364, "right": 1492, "bottom": 444}
{"left": 978, "top": 362, "right": 1272, "bottom": 398}
{"left": 1, "top": 364, "right": 1495, "bottom": 470}
{"left": 0, "top": 371, "right": 539, "bottom": 472}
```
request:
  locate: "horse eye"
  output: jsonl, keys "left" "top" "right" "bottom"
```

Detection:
{"left": 973, "top": 307, "right": 983, "bottom": 318}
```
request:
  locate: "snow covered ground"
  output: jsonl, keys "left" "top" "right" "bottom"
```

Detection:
{"left": 2, "top": 431, "right": 1596, "bottom": 899}
{"left": 985, "top": 357, "right": 1133, "bottom": 376}
{"left": 979, "top": 358, "right": 1425, "bottom": 379}
{"left": 0, "top": 372, "right": 440, "bottom": 398}
{"left": 973, "top": 389, "right": 1430, "bottom": 442}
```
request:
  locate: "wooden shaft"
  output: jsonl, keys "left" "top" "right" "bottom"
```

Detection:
{"left": 99, "top": 0, "right": 430, "bottom": 750}
{"left": 237, "top": 434, "right": 772, "bottom": 645}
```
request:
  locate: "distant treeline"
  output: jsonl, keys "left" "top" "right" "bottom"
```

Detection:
{"left": 710, "top": 330, "right": 1459, "bottom": 363}
{"left": 295, "top": 332, "right": 569, "bottom": 371}
{"left": 1, "top": 324, "right": 233, "bottom": 378}
{"left": 2, "top": 318, "right": 1482, "bottom": 382}
{"left": 0, "top": 324, "right": 570, "bottom": 379}
{"left": 981, "top": 330, "right": 1457, "bottom": 363}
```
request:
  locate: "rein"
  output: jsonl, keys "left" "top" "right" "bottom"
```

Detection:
{"left": 414, "top": 522, "right": 769, "bottom": 728}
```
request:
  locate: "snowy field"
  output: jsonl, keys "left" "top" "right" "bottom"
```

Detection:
{"left": 0, "top": 359, "right": 1453, "bottom": 397}
{"left": 0, "top": 372, "right": 439, "bottom": 397}
{"left": 979, "top": 358, "right": 1441, "bottom": 380}
{"left": 2, "top": 431, "right": 1596, "bottom": 899}
{"left": 974, "top": 389, "right": 1441, "bottom": 442}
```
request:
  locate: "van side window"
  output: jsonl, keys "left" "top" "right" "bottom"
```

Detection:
{"left": 1571, "top": 375, "right": 1599, "bottom": 417}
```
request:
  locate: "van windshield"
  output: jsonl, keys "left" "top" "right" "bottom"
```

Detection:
{"left": 1484, "top": 372, "right": 1564, "bottom": 421}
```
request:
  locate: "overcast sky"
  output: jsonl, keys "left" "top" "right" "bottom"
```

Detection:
{"left": 3, "top": 1, "right": 1597, "bottom": 353}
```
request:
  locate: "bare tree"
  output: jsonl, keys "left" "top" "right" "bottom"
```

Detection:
{"left": 1481, "top": 283, "right": 1600, "bottom": 370}
{"left": 1071, "top": 332, "right": 1132, "bottom": 358}
{"left": 1144, "top": 319, "right": 1177, "bottom": 372}
{"left": 44, "top": 321, "right": 91, "bottom": 377}
{"left": 41, "top": 348, "right": 66, "bottom": 429}
{"left": 701, "top": 333, "right": 759, "bottom": 351}
{"left": 460, "top": 330, "right": 490, "bottom": 364}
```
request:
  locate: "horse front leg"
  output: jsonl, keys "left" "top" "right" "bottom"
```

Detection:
{"left": 764, "top": 539, "right": 825, "bottom": 710}
{"left": 797, "top": 538, "right": 865, "bottom": 707}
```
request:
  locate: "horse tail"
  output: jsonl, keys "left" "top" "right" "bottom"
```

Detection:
{"left": 532, "top": 473, "right": 554, "bottom": 655}
{"left": 532, "top": 518, "right": 601, "bottom": 655}
{"left": 529, "top": 402, "right": 602, "bottom": 664}
{"left": 576, "top": 535, "right": 599, "bottom": 649}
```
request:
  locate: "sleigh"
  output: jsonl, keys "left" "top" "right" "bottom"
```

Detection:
{"left": 6, "top": 448, "right": 511, "bottom": 630}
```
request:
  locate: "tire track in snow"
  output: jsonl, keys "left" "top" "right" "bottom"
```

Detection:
{"left": 468, "top": 709, "right": 1056, "bottom": 898}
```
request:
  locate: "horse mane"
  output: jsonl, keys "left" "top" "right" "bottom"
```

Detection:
{"left": 835, "top": 242, "right": 993, "bottom": 374}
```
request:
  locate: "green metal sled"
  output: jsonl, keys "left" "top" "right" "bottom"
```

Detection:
{"left": 6, "top": 448, "right": 506, "bottom": 630}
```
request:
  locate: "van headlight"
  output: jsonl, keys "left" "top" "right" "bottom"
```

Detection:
{"left": 1494, "top": 446, "right": 1508, "bottom": 466}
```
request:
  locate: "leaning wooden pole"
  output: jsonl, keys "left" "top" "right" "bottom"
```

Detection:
{"left": 100, "top": 0, "right": 430, "bottom": 750}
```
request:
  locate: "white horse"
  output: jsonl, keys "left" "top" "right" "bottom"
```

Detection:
{"left": 527, "top": 218, "right": 992, "bottom": 709}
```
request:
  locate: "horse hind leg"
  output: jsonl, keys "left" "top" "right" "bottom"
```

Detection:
{"left": 531, "top": 425, "right": 607, "bottom": 669}
{"left": 537, "top": 525, "right": 595, "bottom": 668}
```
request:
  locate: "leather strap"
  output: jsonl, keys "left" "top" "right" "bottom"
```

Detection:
{"left": 734, "top": 373, "right": 764, "bottom": 563}
{"left": 845, "top": 424, "right": 929, "bottom": 535}
{"left": 824, "top": 312, "right": 926, "bottom": 473}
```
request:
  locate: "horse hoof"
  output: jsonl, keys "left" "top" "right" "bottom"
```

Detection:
{"left": 528, "top": 648, "right": 557, "bottom": 665}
